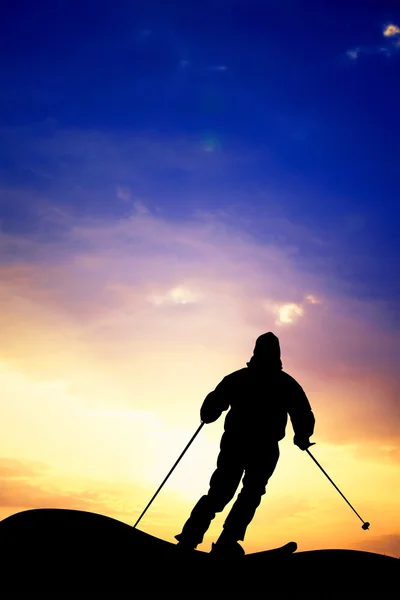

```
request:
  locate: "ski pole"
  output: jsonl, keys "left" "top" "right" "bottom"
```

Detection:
{"left": 306, "top": 447, "right": 370, "bottom": 530}
{"left": 133, "top": 421, "right": 205, "bottom": 529}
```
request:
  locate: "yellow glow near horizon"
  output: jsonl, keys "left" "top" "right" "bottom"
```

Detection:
{"left": 0, "top": 210, "right": 399, "bottom": 558}
{"left": 1, "top": 358, "right": 398, "bottom": 555}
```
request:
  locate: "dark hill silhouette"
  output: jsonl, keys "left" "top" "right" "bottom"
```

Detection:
{"left": 0, "top": 508, "right": 398, "bottom": 597}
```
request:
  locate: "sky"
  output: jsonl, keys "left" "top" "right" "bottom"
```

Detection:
{"left": 0, "top": 0, "right": 399, "bottom": 557}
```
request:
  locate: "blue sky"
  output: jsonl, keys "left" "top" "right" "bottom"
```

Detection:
{"left": 0, "top": 0, "right": 399, "bottom": 314}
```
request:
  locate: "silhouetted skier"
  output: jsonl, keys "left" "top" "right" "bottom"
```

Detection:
{"left": 175, "top": 332, "right": 315, "bottom": 556}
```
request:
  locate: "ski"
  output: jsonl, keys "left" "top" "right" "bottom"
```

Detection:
{"left": 247, "top": 541, "right": 297, "bottom": 558}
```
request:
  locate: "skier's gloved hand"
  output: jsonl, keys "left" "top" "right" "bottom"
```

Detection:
{"left": 294, "top": 436, "right": 315, "bottom": 451}
{"left": 200, "top": 409, "right": 221, "bottom": 424}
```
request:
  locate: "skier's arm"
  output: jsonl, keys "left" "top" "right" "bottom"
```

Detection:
{"left": 287, "top": 379, "right": 315, "bottom": 450}
{"left": 200, "top": 377, "right": 231, "bottom": 424}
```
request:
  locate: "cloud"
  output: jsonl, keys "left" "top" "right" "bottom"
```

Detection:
{"left": 346, "top": 48, "right": 360, "bottom": 60}
{"left": 207, "top": 65, "right": 228, "bottom": 72}
{"left": 0, "top": 457, "right": 146, "bottom": 519}
{"left": 149, "top": 286, "right": 200, "bottom": 307}
{"left": 133, "top": 200, "right": 150, "bottom": 216}
{"left": 276, "top": 302, "right": 305, "bottom": 324}
{"left": 265, "top": 295, "right": 321, "bottom": 325}
{"left": 0, "top": 458, "right": 48, "bottom": 479}
{"left": 116, "top": 186, "right": 132, "bottom": 201}
{"left": 383, "top": 24, "right": 400, "bottom": 38}
{"left": 305, "top": 294, "right": 321, "bottom": 305}
{"left": 114, "top": 189, "right": 150, "bottom": 214}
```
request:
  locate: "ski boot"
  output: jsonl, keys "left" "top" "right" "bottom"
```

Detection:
{"left": 210, "top": 540, "right": 245, "bottom": 558}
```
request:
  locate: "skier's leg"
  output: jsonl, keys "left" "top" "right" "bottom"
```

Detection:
{"left": 220, "top": 442, "right": 280, "bottom": 542}
{"left": 175, "top": 434, "right": 244, "bottom": 548}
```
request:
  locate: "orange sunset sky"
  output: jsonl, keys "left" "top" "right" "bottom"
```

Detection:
{"left": 1, "top": 0, "right": 400, "bottom": 561}
{"left": 0, "top": 204, "right": 399, "bottom": 557}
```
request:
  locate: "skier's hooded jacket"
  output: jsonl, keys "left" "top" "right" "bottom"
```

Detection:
{"left": 200, "top": 332, "right": 314, "bottom": 445}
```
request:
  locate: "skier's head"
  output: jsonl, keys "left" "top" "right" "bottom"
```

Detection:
{"left": 247, "top": 332, "right": 282, "bottom": 371}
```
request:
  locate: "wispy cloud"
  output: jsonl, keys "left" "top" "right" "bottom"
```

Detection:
{"left": 0, "top": 457, "right": 145, "bottom": 519}
{"left": 305, "top": 294, "right": 321, "bottom": 305}
{"left": 149, "top": 286, "right": 200, "bottom": 307}
{"left": 0, "top": 458, "right": 48, "bottom": 479}
{"left": 346, "top": 48, "right": 361, "bottom": 60}
{"left": 206, "top": 65, "right": 228, "bottom": 72}
{"left": 116, "top": 185, "right": 132, "bottom": 201}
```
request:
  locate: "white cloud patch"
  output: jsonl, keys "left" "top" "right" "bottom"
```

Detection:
{"left": 276, "top": 303, "right": 305, "bottom": 324}
{"left": 266, "top": 295, "right": 320, "bottom": 325}
{"left": 383, "top": 24, "right": 400, "bottom": 37}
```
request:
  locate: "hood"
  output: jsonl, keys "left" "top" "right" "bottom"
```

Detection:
{"left": 246, "top": 332, "right": 283, "bottom": 371}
